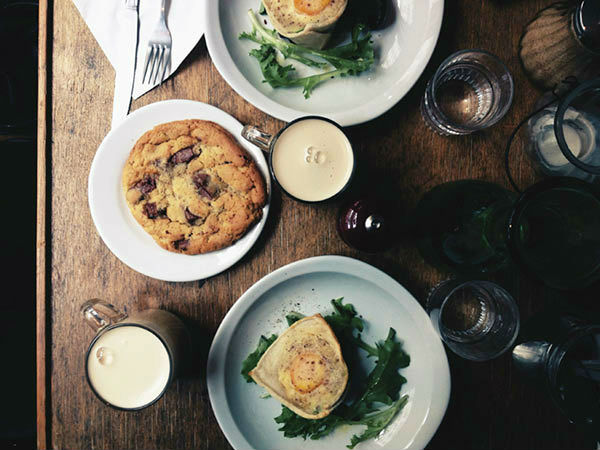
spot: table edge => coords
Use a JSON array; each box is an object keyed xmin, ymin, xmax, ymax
[{"xmin": 36, "ymin": 0, "xmax": 51, "ymax": 448}]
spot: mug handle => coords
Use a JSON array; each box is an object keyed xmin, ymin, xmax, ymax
[
  {"xmin": 81, "ymin": 299, "xmax": 128, "ymax": 333},
  {"xmin": 241, "ymin": 125, "xmax": 273, "ymax": 153}
]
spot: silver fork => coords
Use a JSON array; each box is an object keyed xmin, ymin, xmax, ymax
[{"xmin": 142, "ymin": 0, "xmax": 172, "ymax": 84}]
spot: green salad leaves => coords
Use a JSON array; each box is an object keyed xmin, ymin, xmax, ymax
[
  {"xmin": 240, "ymin": 333, "xmax": 278, "ymax": 383},
  {"xmin": 239, "ymin": 10, "xmax": 374, "ymax": 98},
  {"xmin": 241, "ymin": 298, "xmax": 410, "ymax": 449}
]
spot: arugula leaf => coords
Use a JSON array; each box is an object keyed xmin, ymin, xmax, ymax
[
  {"xmin": 344, "ymin": 328, "xmax": 410, "ymax": 418},
  {"xmin": 347, "ymin": 395, "xmax": 409, "ymax": 449},
  {"xmin": 274, "ymin": 395, "xmax": 409, "ymax": 448},
  {"xmin": 239, "ymin": 9, "xmax": 374, "ymax": 98},
  {"xmin": 324, "ymin": 298, "xmax": 378, "ymax": 358},
  {"xmin": 248, "ymin": 45, "xmax": 297, "ymax": 87},
  {"xmin": 258, "ymin": 1, "xmax": 266, "ymax": 15},
  {"xmin": 244, "ymin": 44, "xmax": 344, "ymax": 99},
  {"xmin": 241, "ymin": 334, "xmax": 278, "ymax": 383},
  {"xmin": 285, "ymin": 311, "xmax": 306, "ymax": 326},
  {"xmin": 275, "ymin": 406, "xmax": 344, "ymax": 440},
  {"xmin": 240, "ymin": 31, "xmax": 327, "ymax": 69},
  {"xmin": 310, "ymin": 23, "xmax": 374, "ymax": 73}
]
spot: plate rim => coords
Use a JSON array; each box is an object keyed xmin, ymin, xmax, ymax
[
  {"xmin": 203, "ymin": 0, "xmax": 445, "ymax": 127},
  {"xmin": 206, "ymin": 255, "xmax": 451, "ymax": 450},
  {"xmin": 87, "ymin": 99, "xmax": 271, "ymax": 282}
]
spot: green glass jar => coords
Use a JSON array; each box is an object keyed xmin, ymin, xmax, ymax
[
  {"xmin": 412, "ymin": 177, "xmax": 600, "ymax": 290},
  {"xmin": 412, "ymin": 180, "xmax": 517, "ymax": 275}
]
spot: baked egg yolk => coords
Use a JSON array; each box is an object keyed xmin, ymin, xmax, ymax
[
  {"xmin": 290, "ymin": 352, "xmax": 327, "ymax": 393},
  {"xmin": 294, "ymin": 0, "xmax": 331, "ymax": 16}
]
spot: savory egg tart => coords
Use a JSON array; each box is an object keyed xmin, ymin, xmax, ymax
[
  {"xmin": 262, "ymin": 0, "xmax": 349, "ymax": 49},
  {"xmin": 249, "ymin": 314, "xmax": 349, "ymax": 419}
]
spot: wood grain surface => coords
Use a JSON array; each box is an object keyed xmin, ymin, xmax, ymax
[
  {"xmin": 38, "ymin": 0, "xmax": 599, "ymax": 449},
  {"xmin": 37, "ymin": 0, "xmax": 50, "ymax": 447}
]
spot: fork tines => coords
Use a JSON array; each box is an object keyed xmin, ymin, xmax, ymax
[{"xmin": 142, "ymin": 44, "xmax": 171, "ymax": 85}]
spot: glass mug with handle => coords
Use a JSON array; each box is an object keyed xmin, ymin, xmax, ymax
[
  {"xmin": 81, "ymin": 299, "xmax": 191, "ymax": 410},
  {"xmin": 513, "ymin": 311, "xmax": 600, "ymax": 438},
  {"xmin": 242, "ymin": 116, "xmax": 356, "ymax": 203},
  {"xmin": 525, "ymin": 78, "xmax": 600, "ymax": 183}
]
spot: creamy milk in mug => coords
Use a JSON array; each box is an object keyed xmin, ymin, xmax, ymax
[
  {"xmin": 242, "ymin": 116, "xmax": 355, "ymax": 202},
  {"xmin": 82, "ymin": 300, "xmax": 190, "ymax": 410}
]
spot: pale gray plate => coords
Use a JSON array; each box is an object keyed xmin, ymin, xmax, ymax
[{"xmin": 207, "ymin": 255, "xmax": 450, "ymax": 450}]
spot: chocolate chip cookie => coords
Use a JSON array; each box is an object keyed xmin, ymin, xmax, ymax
[{"xmin": 122, "ymin": 119, "xmax": 267, "ymax": 254}]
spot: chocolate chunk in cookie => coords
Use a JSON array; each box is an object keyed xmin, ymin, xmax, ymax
[
  {"xmin": 135, "ymin": 174, "xmax": 156, "ymax": 194},
  {"xmin": 169, "ymin": 147, "xmax": 196, "ymax": 165}
]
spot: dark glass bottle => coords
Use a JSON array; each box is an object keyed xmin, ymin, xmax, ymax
[
  {"xmin": 513, "ymin": 309, "xmax": 600, "ymax": 435},
  {"xmin": 412, "ymin": 178, "xmax": 600, "ymax": 290},
  {"xmin": 507, "ymin": 177, "xmax": 600, "ymax": 290},
  {"xmin": 412, "ymin": 180, "xmax": 516, "ymax": 275},
  {"xmin": 337, "ymin": 196, "xmax": 397, "ymax": 253}
]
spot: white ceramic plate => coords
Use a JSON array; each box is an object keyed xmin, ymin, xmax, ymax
[
  {"xmin": 88, "ymin": 100, "xmax": 271, "ymax": 282},
  {"xmin": 204, "ymin": 0, "xmax": 444, "ymax": 127},
  {"xmin": 207, "ymin": 255, "xmax": 450, "ymax": 450}
]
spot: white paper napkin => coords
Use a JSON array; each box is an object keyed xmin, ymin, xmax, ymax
[{"xmin": 73, "ymin": 0, "xmax": 205, "ymax": 126}]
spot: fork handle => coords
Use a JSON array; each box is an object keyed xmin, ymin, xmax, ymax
[{"xmin": 159, "ymin": 0, "xmax": 168, "ymax": 25}]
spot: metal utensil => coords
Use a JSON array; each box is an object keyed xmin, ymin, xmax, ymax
[{"xmin": 142, "ymin": 0, "xmax": 172, "ymax": 84}]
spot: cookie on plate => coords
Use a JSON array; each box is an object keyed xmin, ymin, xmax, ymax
[{"xmin": 122, "ymin": 119, "xmax": 267, "ymax": 255}]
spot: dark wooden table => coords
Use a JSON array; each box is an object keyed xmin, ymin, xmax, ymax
[{"xmin": 36, "ymin": 0, "xmax": 599, "ymax": 449}]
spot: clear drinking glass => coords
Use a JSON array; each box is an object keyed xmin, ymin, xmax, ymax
[
  {"xmin": 421, "ymin": 49, "xmax": 514, "ymax": 136},
  {"xmin": 425, "ymin": 279, "xmax": 520, "ymax": 361}
]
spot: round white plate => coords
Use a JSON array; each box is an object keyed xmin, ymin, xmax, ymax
[
  {"xmin": 88, "ymin": 100, "xmax": 271, "ymax": 282},
  {"xmin": 204, "ymin": 0, "xmax": 444, "ymax": 127},
  {"xmin": 207, "ymin": 255, "xmax": 450, "ymax": 450}
]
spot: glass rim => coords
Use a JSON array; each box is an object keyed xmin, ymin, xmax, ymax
[
  {"xmin": 554, "ymin": 77, "xmax": 600, "ymax": 175},
  {"xmin": 428, "ymin": 48, "xmax": 515, "ymax": 132},
  {"xmin": 433, "ymin": 279, "xmax": 520, "ymax": 361},
  {"xmin": 84, "ymin": 322, "xmax": 175, "ymax": 411}
]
